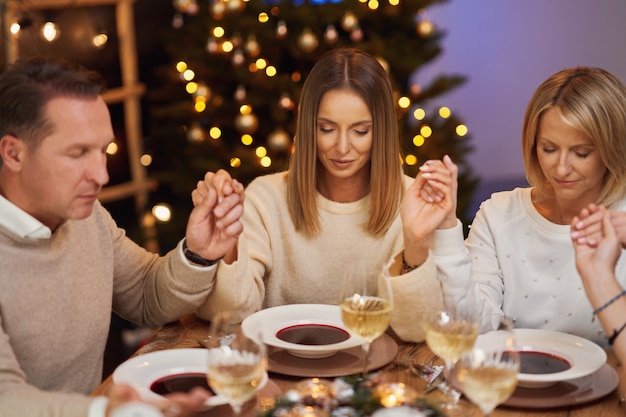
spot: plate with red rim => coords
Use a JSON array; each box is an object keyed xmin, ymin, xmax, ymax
[
  {"xmin": 474, "ymin": 328, "xmax": 606, "ymax": 388},
  {"xmin": 241, "ymin": 304, "xmax": 362, "ymax": 359},
  {"xmin": 504, "ymin": 363, "xmax": 619, "ymax": 408},
  {"xmin": 112, "ymin": 348, "xmax": 269, "ymax": 408}
]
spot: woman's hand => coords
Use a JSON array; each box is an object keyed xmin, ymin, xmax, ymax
[
  {"xmin": 400, "ymin": 155, "xmax": 458, "ymax": 265},
  {"xmin": 186, "ymin": 169, "xmax": 245, "ymax": 262},
  {"xmin": 571, "ymin": 204, "xmax": 626, "ymax": 249},
  {"xmin": 571, "ymin": 206, "xmax": 621, "ymax": 284}
]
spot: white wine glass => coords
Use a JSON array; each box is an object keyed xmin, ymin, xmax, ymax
[
  {"xmin": 454, "ymin": 318, "xmax": 519, "ymax": 416},
  {"xmin": 423, "ymin": 306, "xmax": 480, "ymax": 416},
  {"xmin": 205, "ymin": 311, "xmax": 267, "ymax": 415},
  {"xmin": 339, "ymin": 262, "xmax": 393, "ymax": 377}
]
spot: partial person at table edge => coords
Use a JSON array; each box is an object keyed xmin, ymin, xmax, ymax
[
  {"xmin": 571, "ymin": 205, "xmax": 626, "ymax": 381},
  {"xmin": 194, "ymin": 47, "xmax": 453, "ymax": 342},
  {"xmin": 0, "ymin": 56, "xmax": 244, "ymax": 416}
]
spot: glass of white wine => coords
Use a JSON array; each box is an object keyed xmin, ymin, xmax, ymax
[
  {"xmin": 454, "ymin": 318, "xmax": 519, "ymax": 416},
  {"xmin": 423, "ymin": 306, "xmax": 480, "ymax": 415},
  {"xmin": 205, "ymin": 311, "xmax": 267, "ymax": 415},
  {"xmin": 339, "ymin": 262, "xmax": 393, "ymax": 377}
]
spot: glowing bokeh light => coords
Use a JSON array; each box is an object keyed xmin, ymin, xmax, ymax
[
  {"xmin": 439, "ymin": 107, "xmax": 451, "ymax": 118},
  {"xmin": 152, "ymin": 204, "xmax": 172, "ymax": 222}
]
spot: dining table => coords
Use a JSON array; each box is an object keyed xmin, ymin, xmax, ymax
[{"xmin": 92, "ymin": 314, "xmax": 626, "ymax": 417}]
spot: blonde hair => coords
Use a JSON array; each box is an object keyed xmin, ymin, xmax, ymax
[
  {"xmin": 287, "ymin": 48, "xmax": 403, "ymax": 237},
  {"xmin": 522, "ymin": 67, "xmax": 626, "ymax": 207}
]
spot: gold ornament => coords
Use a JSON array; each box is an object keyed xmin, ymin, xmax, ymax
[
  {"xmin": 276, "ymin": 20, "xmax": 288, "ymax": 39},
  {"xmin": 187, "ymin": 122, "xmax": 205, "ymax": 142},
  {"xmin": 267, "ymin": 128, "xmax": 292, "ymax": 152},
  {"xmin": 278, "ymin": 93, "xmax": 294, "ymax": 110},
  {"xmin": 324, "ymin": 25, "xmax": 338, "ymax": 44},
  {"xmin": 225, "ymin": 0, "xmax": 246, "ymax": 13},
  {"xmin": 375, "ymin": 56, "xmax": 389, "ymax": 73},
  {"xmin": 174, "ymin": 0, "xmax": 198, "ymax": 14},
  {"xmin": 234, "ymin": 113, "xmax": 259, "ymax": 134},
  {"xmin": 341, "ymin": 11, "xmax": 358, "ymax": 31},
  {"xmin": 298, "ymin": 28, "xmax": 319, "ymax": 53},
  {"xmin": 232, "ymin": 49, "xmax": 245, "ymax": 66},
  {"xmin": 417, "ymin": 19, "xmax": 435, "ymax": 37},
  {"xmin": 350, "ymin": 26, "xmax": 363, "ymax": 43},
  {"xmin": 210, "ymin": 0, "xmax": 225, "ymax": 19},
  {"xmin": 245, "ymin": 35, "xmax": 261, "ymax": 57},
  {"xmin": 234, "ymin": 85, "xmax": 246, "ymax": 102}
]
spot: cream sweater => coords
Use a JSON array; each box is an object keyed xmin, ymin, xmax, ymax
[
  {"xmin": 197, "ymin": 172, "xmax": 444, "ymax": 342},
  {"xmin": 0, "ymin": 201, "xmax": 216, "ymax": 416}
]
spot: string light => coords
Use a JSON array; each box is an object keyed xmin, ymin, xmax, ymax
[
  {"xmin": 41, "ymin": 20, "xmax": 59, "ymax": 42},
  {"xmin": 106, "ymin": 142, "xmax": 118, "ymax": 155},
  {"xmin": 92, "ymin": 33, "xmax": 108, "ymax": 48},
  {"xmin": 140, "ymin": 154, "xmax": 153, "ymax": 167},
  {"xmin": 152, "ymin": 204, "xmax": 172, "ymax": 222},
  {"xmin": 438, "ymin": 106, "xmax": 451, "ymax": 118}
]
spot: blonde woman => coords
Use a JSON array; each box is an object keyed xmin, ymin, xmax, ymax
[{"xmin": 432, "ymin": 67, "xmax": 626, "ymax": 346}]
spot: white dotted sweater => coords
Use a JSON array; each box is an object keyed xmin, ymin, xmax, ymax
[{"xmin": 432, "ymin": 187, "xmax": 626, "ymax": 347}]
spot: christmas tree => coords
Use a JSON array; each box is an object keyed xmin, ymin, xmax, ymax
[{"xmin": 146, "ymin": 0, "xmax": 478, "ymax": 249}]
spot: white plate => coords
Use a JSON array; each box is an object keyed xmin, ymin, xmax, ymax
[
  {"xmin": 112, "ymin": 348, "xmax": 268, "ymax": 408},
  {"xmin": 504, "ymin": 363, "xmax": 619, "ymax": 408},
  {"xmin": 241, "ymin": 304, "xmax": 362, "ymax": 359},
  {"xmin": 474, "ymin": 328, "xmax": 606, "ymax": 388}
]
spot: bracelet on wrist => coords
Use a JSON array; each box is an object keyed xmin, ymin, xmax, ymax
[
  {"xmin": 609, "ymin": 320, "xmax": 626, "ymax": 345},
  {"xmin": 182, "ymin": 240, "xmax": 222, "ymax": 267},
  {"xmin": 592, "ymin": 288, "xmax": 626, "ymax": 322},
  {"xmin": 401, "ymin": 250, "xmax": 423, "ymax": 274}
]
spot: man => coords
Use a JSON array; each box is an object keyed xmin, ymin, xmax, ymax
[{"xmin": 0, "ymin": 57, "xmax": 244, "ymax": 416}]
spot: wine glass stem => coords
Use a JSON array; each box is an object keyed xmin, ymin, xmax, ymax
[
  {"xmin": 443, "ymin": 361, "xmax": 462, "ymax": 404},
  {"xmin": 361, "ymin": 342, "xmax": 371, "ymax": 378},
  {"xmin": 231, "ymin": 403, "xmax": 243, "ymax": 415}
]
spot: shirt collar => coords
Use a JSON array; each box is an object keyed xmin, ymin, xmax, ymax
[{"xmin": 0, "ymin": 194, "xmax": 52, "ymax": 239}]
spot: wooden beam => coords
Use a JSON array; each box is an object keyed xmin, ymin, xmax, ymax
[
  {"xmin": 6, "ymin": 0, "xmax": 134, "ymax": 9},
  {"xmin": 98, "ymin": 178, "xmax": 158, "ymax": 204},
  {"xmin": 102, "ymin": 83, "xmax": 145, "ymax": 104}
]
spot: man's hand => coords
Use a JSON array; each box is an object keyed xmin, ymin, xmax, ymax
[
  {"xmin": 185, "ymin": 169, "xmax": 245, "ymax": 262},
  {"xmin": 107, "ymin": 383, "xmax": 211, "ymax": 417}
]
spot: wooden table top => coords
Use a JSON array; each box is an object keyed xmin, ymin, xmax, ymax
[{"xmin": 93, "ymin": 314, "xmax": 626, "ymax": 417}]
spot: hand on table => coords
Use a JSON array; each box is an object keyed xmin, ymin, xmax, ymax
[{"xmin": 107, "ymin": 383, "xmax": 211, "ymax": 417}]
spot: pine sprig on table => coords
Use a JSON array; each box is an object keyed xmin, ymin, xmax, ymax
[{"xmin": 260, "ymin": 374, "xmax": 444, "ymax": 417}]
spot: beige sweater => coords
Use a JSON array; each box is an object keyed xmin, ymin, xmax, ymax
[
  {"xmin": 197, "ymin": 172, "xmax": 443, "ymax": 342},
  {"xmin": 0, "ymin": 202, "xmax": 216, "ymax": 416}
]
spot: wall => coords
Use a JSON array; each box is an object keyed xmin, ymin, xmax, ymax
[{"xmin": 420, "ymin": 0, "xmax": 626, "ymax": 215}]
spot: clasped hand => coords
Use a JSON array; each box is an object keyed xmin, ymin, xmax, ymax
[{"xmin": 185, "ymin": 169, "xmax": 245, "ymax": 262}]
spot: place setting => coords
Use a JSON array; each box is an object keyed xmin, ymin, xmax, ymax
[
  {"xmin": 241, "ymin": 263, "xmax": 399, "ymax": 378},
  {"xmin": 483, "ymin": 328, "xmax": 619, "ymax": 408},
  {"xmin": 112, "ymin": 311, "xmax": 281, "ymax": 416},
  {"xmin": 109, "ymin": 280, "xmax": 620, "ymax": 417},
  {"xmin": 110, "ymin": 265, "xmax": 402, "ymax": 415},
  {"xmin": 418, "ymin": 305, "xmax": 619, "ymax": 415}
]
